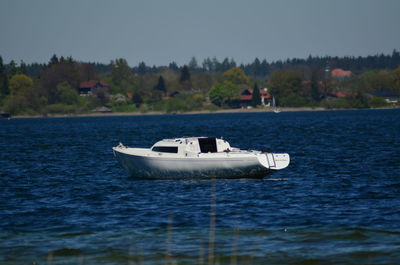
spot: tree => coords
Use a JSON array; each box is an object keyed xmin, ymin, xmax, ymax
[
  {"xmin": 111, "ymin": 58, "xmax": 137, "ymax": 94},
  {"xmin": 49, "ymin": 54, "xmax": 59, "ymax": 66},
  {"xmin": 222, "ymin": 67, "xmax": 251, "ymax": 86},
  {"xmin": 209, "ymin": 81, "xmax": 239, "ymax": 106},
  {"xmin": 5, "ymin": 74, "xmax": 38, "ymax": 114},
  {"xmin": 112, "ymin": 58, "xmax": 133, "ymax": 86},
  {"xmin": 154, "ymin": 76, "xmax": 166, "ymax": 94},
  {"xmin": 8, "ymin": 60, "xmax": 18, "ymax": 77},
  {"xmin": 19, "ymin": 60, "xmax": 27, "ymax": 75},
  {"xmin": 40, "ymin": 59, "xmax": 82, "ymax": 103},
  {"xmin": 251, "ymin": 83, "xmax": 261, "ymax": 107},
  {"xmin": 169, "ymin": 62, "xmax": 179, "ymax": 71},
  {"xmin": 132, "ymin": 93, "xmax": 143, "ymax": 107},
  {"xmin": 180, "ymin": 65, "xmax": 191, "ymax": 83},
  {"xmin": 82, "ymin": 63, "xmax": 97, "ymax": 81},
  {"xmin": 9, "ymin": 74, "xmax": 34, "ymax": 95},
  {"xmin": 0, "ymin": 56, "xmax": 9, "ymax": 97},
  {"xmin": 57, "ymin": 82, "xmax": 79, "ymax": 105},
  {"xmin": 188, "ymin": 57, "xmax": 199, "ymax": 72},
  {"xmin": 310, "ymin": 68, "xmax": 321, "ymax": 101},
  {"xmin": 136, "ymin": 62, "xmax": 147, "ymax": 75},
  {"xmin": 268, "ymin": 70, "xmax": 305, "ymax": 106}
]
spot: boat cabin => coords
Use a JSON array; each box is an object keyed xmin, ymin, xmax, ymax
[{"xmin": 150, "ymin": 137, "xmax": 231, "ymax": 155}]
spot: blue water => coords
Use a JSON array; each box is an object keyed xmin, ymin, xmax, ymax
[{"xmin": 1, "ymin": 109, "xmax": 400, "ymax": 264}]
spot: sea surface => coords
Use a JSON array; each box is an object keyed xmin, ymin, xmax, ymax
[{"xmin": 1, "ymin": 109, "xmax": 400, "ymax": 264}]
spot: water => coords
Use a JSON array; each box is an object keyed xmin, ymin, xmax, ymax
[{"xmin": 1, "ymin": 109, "xmax": 400, "ymax": 264}]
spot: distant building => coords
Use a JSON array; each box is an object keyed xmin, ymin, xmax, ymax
[
  {"xmin": 92, "ymin": 106, "xmax": 112, "ymax": 113},
  {"xmin": 331, "ymin": 68, "xmax": 352, "ymax": 79},
  {"xmin": 79, "ymin": 80, "xmax": 109, "ymax": 95},
  {"xmin": 325, "ymin": 91, "xmax": 357, "ymax": 99},
  {"xmin": 0, "ymin": 111, "xmax": 11, "ymax": 118},
  {"xmin": 226, "ymin": 88, "xmax": 272, "ymax": 108},
  {"xmin": 369, "ymin": 90, "xmax": 400, "ymax": 103}
]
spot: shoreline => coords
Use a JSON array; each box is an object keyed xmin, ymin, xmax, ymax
[{"xmin": 9, "ymin": 106, "xmax": 400, "ymax": 119}]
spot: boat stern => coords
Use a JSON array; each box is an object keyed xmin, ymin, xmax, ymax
[{"xmin": 257, "ymin": 153, "xmax": 290, "ymax": 170}]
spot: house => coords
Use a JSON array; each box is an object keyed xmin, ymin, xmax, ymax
[
  {"xmin": 79, "ymin": 80, "xmax": 109, "ymax": 95},
  {"xmin": 325, "ymin": 91, "xmax": 358, "ymax": 100},
  {"xmin": 369, "ymin": 90, "xmax": 400, "ymax": 103},
  {"xmin": 240, "ymin": 88, "xmax": 272, "ymax": 107},
  {"xmin": 92, "ymin": 106, "xmax": 112, "ymax": 113},
  {"xmin": 331, "ymin": 68, "xmax": 352, "ymax": 79},
  {"xmin": 0, "ymin": 111, "xmax": 11, "ymax": 118},
  {"xmin": 226, "ymin": 88, "xmax": 272, "ymax": 108}
]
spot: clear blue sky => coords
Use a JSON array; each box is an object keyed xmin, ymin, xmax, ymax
[{"xmin": 1, "ymin": 0, "xmax": 399, "ymax": 66}]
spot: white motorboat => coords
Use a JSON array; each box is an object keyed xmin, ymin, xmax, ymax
[{"xmin": 112, "ymin": 137, "xmax": 290, "ymax": 179}]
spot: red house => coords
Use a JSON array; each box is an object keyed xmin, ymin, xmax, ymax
[
  {"xmin": 240, "ymin": 88, "xmax": 272, "ymax": 106},
  {"xmin": 79, "ymin": 80, "xmax": 109, "ymax": 95},
  {"xmin": 331, "ymin": 68, "xmax": 352, "ymax": 78}
]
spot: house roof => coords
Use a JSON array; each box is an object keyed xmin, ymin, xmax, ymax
[
  {"xmin": 331, "ymin": 68, "xmax": 352, "ymax": 77},
  {"xmin": 240, "ymin": 88, "xmax": 272, "ymax": 100},
  {"xmin": 80, "ymin": 80, "xmax": 109, "ymax": 89},
  {"xmin": 328, "ymin": 91, "xmax": 357, "ymax": 98}
]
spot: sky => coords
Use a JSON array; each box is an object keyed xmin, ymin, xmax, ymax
[{"xmin": 1, "ymin": 0, "xmax": 399, "ymax": 66}]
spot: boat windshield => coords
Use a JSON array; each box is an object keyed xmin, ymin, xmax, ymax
[
  {"xmin": 152, "ymin": 146, "xmax": 178, "ymax": 153},
  {"xmin": 198, "ymin": 138, "xmax": 218, "ymax": 153}
]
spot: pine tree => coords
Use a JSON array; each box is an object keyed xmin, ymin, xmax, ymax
[
  {"xmin": 310, "ymin": 68, "xmax": 320, "ymax": 102},
  {"xmin": 132, "ymin": 93, "xmax": 143, "ymax": 107},
  {"xmin": 251, "ymin": 83, "xmax": 261, "ymax": 107},
  {"xmin": 137, "ymin": 62, "xmax": 147, "ymax": 75},
  {"xmin": 154, "ymin": 76, "xmax": 166, "ymax": 94},
  {"xmin": 8, "ymin": 60, "xmax": 18, "ymax": 77},
  {"xmin": 49, "ymin": 54, "xmax": 59, "ymax": 66},
  {"xmin": 169, "ymin": 62, "xmax": 179, "ymax": 71},
  {"xmin": 180, "ymin": 65, "xmax": 190, "ymax": 83},
  {"xmin": 188, "ymin": 57, "xmax": 198, "ymax": 72},
  {"xmin": 0, "ymin": 56, "xmax": 9, "ymax": 96},
  {"xmin": 19, "ymin": 60, "xmax": 27, "ymax": 75}
]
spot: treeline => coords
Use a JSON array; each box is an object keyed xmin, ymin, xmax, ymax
[
  {"xmin": 1, "ymin": 51, "xmax": 400, "ymax": 115},
  {"xmin": 15, "ymin": 49, "xmax": 400, "ymax": 78}
]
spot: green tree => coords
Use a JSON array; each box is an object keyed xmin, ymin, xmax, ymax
[
  {"xmin": 8, "ymin": 60, "xmax": 18, "ymax": 77},
  {"xmin": 222, "ymin": 67, "xmax": 251, "ymax": 86},
  {"xmin": 40, "ymin": 58, "xmax": 82, "ymax": 103},
  {"xmin": 188, "ymin": 57, "xmax": 199, "ymax": 72},
  {"xmin": 251, "ymin": 83, "xmax": 261, "ymax": 107},
  {"xmin": 268, "ymin": 70, "xmax": 304, "ymax": 106},
  {"xmin": 136, "ymin": 62, "xmax": 147, "ymax": 75},
  {"xmin": 57, "ymin": 82, "xmax": 79, "ymax": 105},
  {"xmin": 112, "ymin": 58, "xmax": 133, "ymax": 86},
  {"xmin": 132, "ymin": 93, "xmax": 143, "ymax": 107},
  {"xmin": 111, "ymin": 58, "xmax": 137, "ymax": 94},
  {"xmin": 180, "ymin": 65, "xmax": 191, "ymax": 83},
  {"xmin": 209, "ymin": 81, "xmax": 239, "ymax": 106},
  {"xmin": 0, "ymin": 56, "xmax": 9, "ymax": 97},
  {"xmin": 9, "ymin": 74, "xmax": 34, "ymax": 95},
  {"xmin": 154, "ymin": 76, "xmax": 166, "ymax": 94},
  {"xmin": 310, "ymin": 68, "xmax": 321, "ymax": 102},
  {"xmin": 169, "ymin": 62, "xmax": 179, "ymax": 71},
  {"xmin": 19, "ymin": 60, "xmax": 27, "ymax": 75},
  {"xmin": 5, "ymin": 74, "xmax": 38, "ymax": 114},
  {"xmin": 49, "ymin": 54, "xmax": 59, "ymax": 66}
]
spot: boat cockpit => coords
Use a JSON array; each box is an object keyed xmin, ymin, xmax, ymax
[{"xmin": 150, "ymin": 137, "xmax": 232, "ymax": 155}]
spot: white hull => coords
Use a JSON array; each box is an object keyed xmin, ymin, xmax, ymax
[{"xmin": 113, "ymin": 146, "xmax": 289, "ymax": 179}]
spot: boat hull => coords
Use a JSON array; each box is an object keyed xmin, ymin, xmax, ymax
[{"xmin": 113, "ymin": 148, "xmax": 272, "ymax": 179}]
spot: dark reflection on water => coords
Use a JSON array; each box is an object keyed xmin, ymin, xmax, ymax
[{"xmin": 1, "ymin": 109, "xmax": 400, "ymax": 264}]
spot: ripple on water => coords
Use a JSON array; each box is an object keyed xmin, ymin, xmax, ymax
[{"xmin": 0, "ymin": 110, "xmax": 399, "ymax": 264}]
